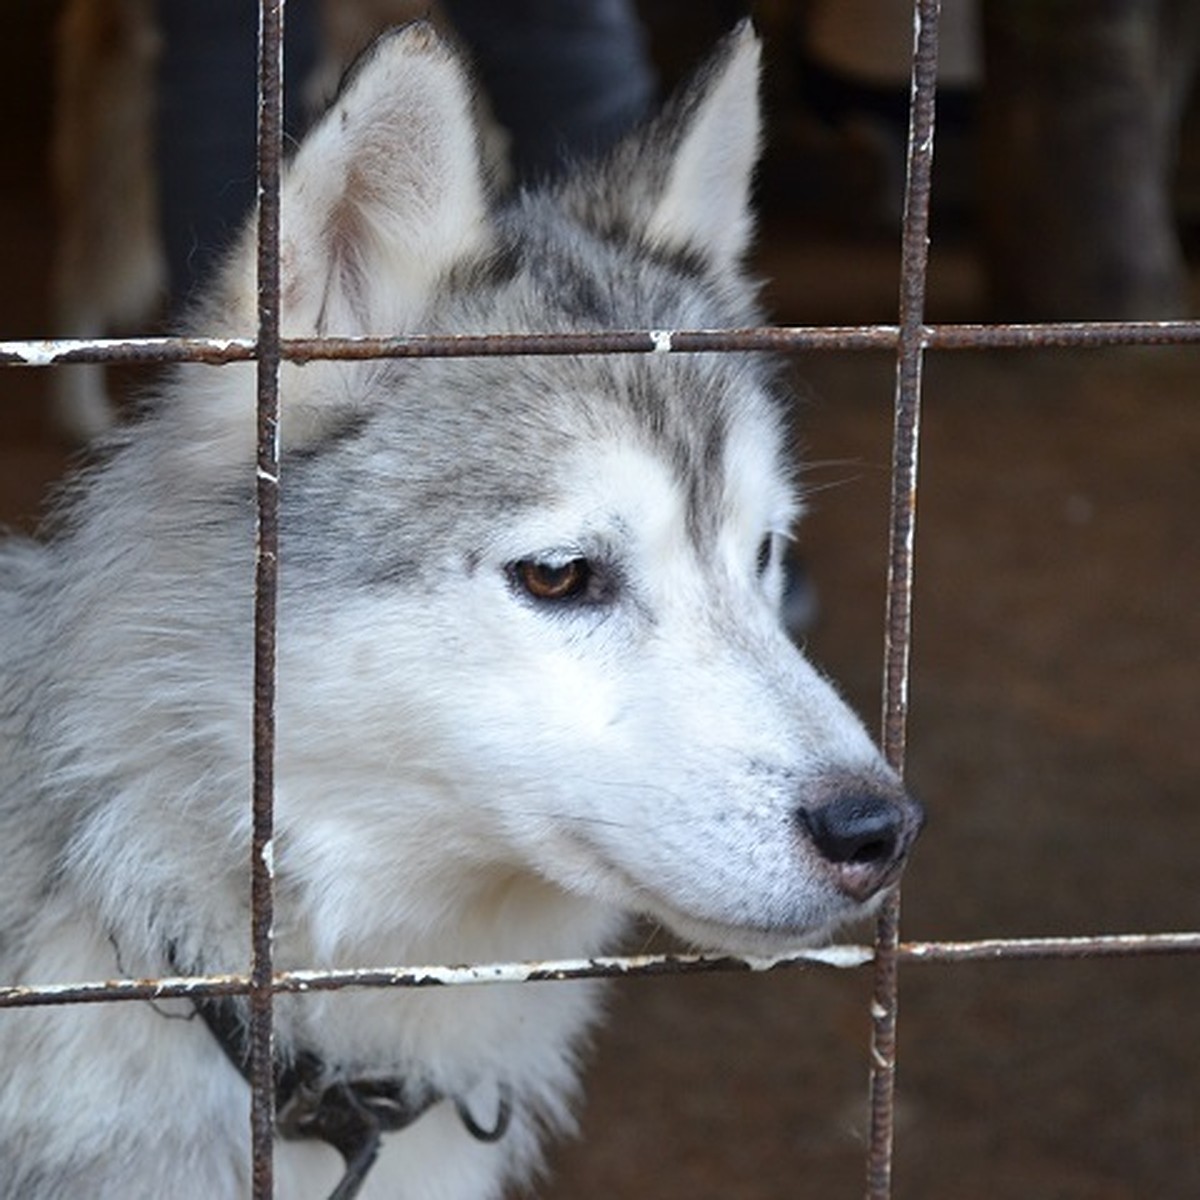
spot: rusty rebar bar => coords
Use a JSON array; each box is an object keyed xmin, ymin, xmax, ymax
[
  {"xmin": 4, "ymin": 932, "xmax": 1198, "ymax": 1012},
  {"xmin": 250, "ymin": 2, "xmax": 284, "ymax": 1195},
  {"xmin": 867, "ymin": 3, "xmax": 943, "ymax": 1198},
  {"xmin": 6, "ymin": 319, "xmax": 1200, "ymax": 371}
]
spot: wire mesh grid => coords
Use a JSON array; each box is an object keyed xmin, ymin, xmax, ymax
[{"xmin": 3, "ymin": 1, "xmax": 1200, "ymax": 1196}]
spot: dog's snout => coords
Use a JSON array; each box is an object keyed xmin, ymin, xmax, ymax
[{"xmin": 798, "ymin": 789, "xmax": 923, "ymax": 901}]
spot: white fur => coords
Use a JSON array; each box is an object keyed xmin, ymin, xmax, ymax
[{"xmin": 645, "ymin": 24, "xmax": 762, "ymax": 271}]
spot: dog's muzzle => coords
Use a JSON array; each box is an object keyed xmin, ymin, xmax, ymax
[{"xmin": 796, "ymin": 786, "xmax": 924, "ymax": 902}]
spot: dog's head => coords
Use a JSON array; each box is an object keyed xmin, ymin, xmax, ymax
[{"xmin": 180, "ymin": 22, "xmax": 921, "ymax": 956}]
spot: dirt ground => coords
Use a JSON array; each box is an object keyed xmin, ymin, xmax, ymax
[{"xmin": 1, "ymin": 4, "xmax": 1197, "ymax": 1198}]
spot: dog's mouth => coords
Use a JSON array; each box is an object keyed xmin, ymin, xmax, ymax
[
  {"xmin": 540, "ymin": 780, "xmax": 921, "ymax": 957},
  {"xmin": 638, "ymin": 883, "xmax": 898, "ymax": 958},
  {"xmin": 578, "ymin": 848, "xmax": 900, "ymax": 958}
]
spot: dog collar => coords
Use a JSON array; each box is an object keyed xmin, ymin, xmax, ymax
[{"xmin": 188, "ymin": 991, "xmax": 512, "ymax": 1200}]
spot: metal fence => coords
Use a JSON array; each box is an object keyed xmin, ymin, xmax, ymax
[{"xmin": 2, "ymin": 1, "xmax": 1200, "ymax": 1197}]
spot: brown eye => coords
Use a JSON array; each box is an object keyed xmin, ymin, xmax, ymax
[{"xmin": 513, "ymin": 558, "xmax": 591, "ymax": 602}]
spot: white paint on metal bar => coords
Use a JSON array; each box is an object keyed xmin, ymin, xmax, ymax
[{"xmin": 5, "ymin": 932, "xmax": 1199, "ymax": 1010}]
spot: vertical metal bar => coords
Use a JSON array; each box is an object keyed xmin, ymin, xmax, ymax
[
  {"xmin": 251, "ymin": 1, "xmax": 285, "ymax": 1196},
  {"xmin": 866, "ymin": 2, "xmax": 941, "ymax": 1198}
]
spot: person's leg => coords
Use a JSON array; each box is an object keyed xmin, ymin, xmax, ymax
[
  {"xmin": 155, "ymin": 0, "xmax": 318, "ymax": 308},
  {"xmin": 440, "ymin": 0, "xmax": 656, "ymax": 181}
]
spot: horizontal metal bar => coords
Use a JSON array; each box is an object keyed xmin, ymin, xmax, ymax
[
  {"xmin": 0, "ymin": 336, "xmax": 257, "ymax": 366},
  {"xmin": 0, "ymin": 946, "xmax": 872, "ymax": 1008},
  {"xmin": 4, "ymin": 319, "xmax": 1200, "ymax": 370},
  {"xmin": 3, "ymin": 932, "xmax": 1196, "ymax": 1010},
  {"xmin": 898, "ymin": 931, "xmax": 1200, "ymax": 964},
  {"xmin": 925, "ymin": 320, "xmax": 1200, "ymax": 349}
]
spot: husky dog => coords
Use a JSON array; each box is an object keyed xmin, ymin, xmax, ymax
[{"xmin": 0, "ymin": 23, "xmax": 922, "ymax": 1199}]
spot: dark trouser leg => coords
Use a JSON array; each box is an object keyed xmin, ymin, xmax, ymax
[
  {"xmin": 439, "ymin": 0, "xmax": 656, "ymax": 182},
  {"xmin": 155, "ymin": 0, "xmax": 318, "ymax": 310}
]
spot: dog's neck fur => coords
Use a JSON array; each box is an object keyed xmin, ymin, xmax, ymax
[
  {"xmin": 186, "ymin": 984, "xmax": 513, "ymax": 1198},
  {"xmin": 146, "ymin": 865, "xmax": 625, "ymax": 1143}
]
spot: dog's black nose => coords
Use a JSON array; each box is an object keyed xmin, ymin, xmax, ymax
[
  {"xmin": 798, "ymin": 790, "xmax": 923, "ymax": 900},
  {"xmin": 802, "ymin": 792, "xmax": 902, "ymax": 864}
]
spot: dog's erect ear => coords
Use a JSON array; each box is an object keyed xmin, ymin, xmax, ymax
[
  {"xmin": 565, "ymin": 21, "xmax": 762, "ymax": 275},
  {"xmin": 223, "ymin": 23, "xmax": 489, "ymax": 336},
  {"xmin": 643, "ymin": 21, "xmax": 762, "ymax": 270}
]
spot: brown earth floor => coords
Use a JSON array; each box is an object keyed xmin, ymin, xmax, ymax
[{"xmin": 2, "ymin": 4, "xmax": 1198, "ymax": 1198}]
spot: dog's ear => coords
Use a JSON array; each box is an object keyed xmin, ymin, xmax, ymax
[
  {"xmin": 565, "ymin": 21, "xmax": 762, "ymax": 276},
  {"xmin": 220, "ymin": 22, "xmax": 490, "ymax": 336},
  {"xmin": 643, "ymin": 21, "xmax": 762, "ymax": 271}
]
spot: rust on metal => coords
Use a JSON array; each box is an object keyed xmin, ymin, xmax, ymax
[
  {"xmin": 0, "ymin": 335, "xmax": 256, "ymax": 367},
  {"xmin": 867, "ymin": 2, "xmax": 943, "ymax": 1198},
  {"xmin": 897, "ymin": 931, "xmax": 1200, "ymax": 963},
  {"xmin": 5, "ymin": 319, "xmax": 1200, "ymax": 373},
  {"xmin": 249, "ymin": 1, "xmax": 285, "ymax": 1196},
  {"xmin": 6, "ymin": 932, "xmax": 1197, "ymax": 1013}
]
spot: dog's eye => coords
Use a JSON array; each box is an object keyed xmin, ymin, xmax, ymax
[
  {"xmin": 755, "ymin": 534, "xmax": 775, "ymax": 578},
  {"xmin": 512, "ymin": 557, "xmax": 592, "ymax": 602}
]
